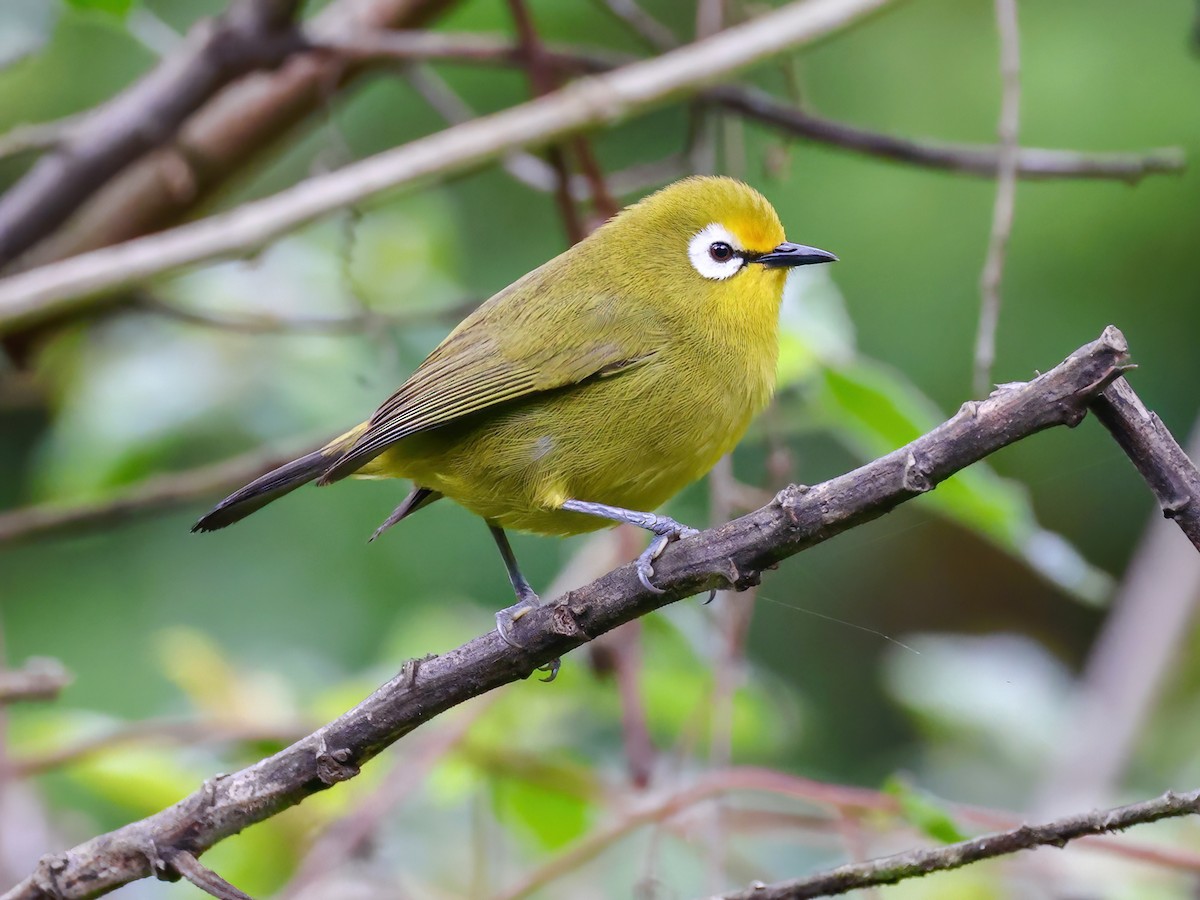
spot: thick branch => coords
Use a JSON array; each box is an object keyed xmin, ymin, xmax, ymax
[
  {"xmin": 0, "ymin": 0, "xmax": 899, "ymax": 335},
  {"xmin": 720, "ymin": 788, "xmax": 1200, "ymax": 899},
  {"xmin": 0, "ymin": 0, "xmax": 307, "ymax": 269},
  {"xmin": 1090, "ymin": 377, "xmax": 1200, "ymax": 550},
  {"xmin": 14, "ymin": 0, "xmax": 458, "ymax": 271},
  {"xmin": 0, "ymin": 327, "xmax": 1137, "ymax": 899}
]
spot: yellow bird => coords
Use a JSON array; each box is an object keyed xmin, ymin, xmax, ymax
[{"xmin": 195, "ymin": 176, "xmax": 835, "ymax": 656}]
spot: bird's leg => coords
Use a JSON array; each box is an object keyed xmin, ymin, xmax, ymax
[
  {"xmin": 489, "ymin": 523, "xmax": 559, "ymax": 682},
  {"xmin": 560, "ymin": 500, "xmax": 699, "ymax": 595}
]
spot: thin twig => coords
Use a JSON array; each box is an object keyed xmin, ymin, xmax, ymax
[
  {"xmin": 506, "ymin": 0, "xmax": 585, "ymax": 244},
  {"xmin": 0, "ymin": 659, "xmax": 71, "ymax": 705},
  {"xmin": 496, "ymin": 762, "xmax": 1200, "ymax": 900},
  {"xmin": 6, "ymin": 719, "xmax": 308, "ymax": 779},
  {"xmin": 597, "ymin": 0, "xmax": 679, "ymax": 51},
  {"xmin": 0, "ymin": 439, "xmax": 325, "ymax": 546},
  {"xmin": 407, "ymin": 62, "xmax": 680, "ymax": 202},
  {"xmin": 1090, "ymin": 377, "xmax": 1200, "ymax": 551},
  {"xmin": 280, "ymin": 699, "xmax": 497, "ymax": 896},
  {"xmin": 719, "ymin": 788, "xmax": 1200, "ymax": 900},
  {"xmin": 135, "ymin": 291, "xmax": 474, "ymax": 335},
  {"xmin": 0, "ymin": 0, "xmax": 901, "ymax": 334},
  {"xmin": 972, "ymin": 0, "xmax": 1021, "ymax": 395},
  {"xmin": 167, "ymin": 851, "xmax": 254, "ymax": 900},
  {"xmin": 706, "ymin": 85, "xmax": 1181, "ymax": 182},
  {"xmin": 0, "ymin": 327, "xmax": 1146, "ymax": 900},
  {"xmin": 0, "ymin": 115, "xmax": 84, "ymax": 162}
]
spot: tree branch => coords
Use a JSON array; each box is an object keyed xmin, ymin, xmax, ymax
[
  {"xmin": 12, "ymin": 0, "xmax": 460, "ymax": 274},
  {"xmin": 1090, "ymin": 377, "xmax": 1200, "ymax": 551},
  {"xmin": 0, "ymin": 0, "xmax": 308, "ymax": 270},
  {"xmin": 0, "ymin": 326, "xmax": 1152, "ymax": 899},
  {"xmin": 972, "ymin": 0, "xmax": 1022, "ymax": 395},
  {"xmin": 0, "ymin": 440, "xmax": 322, "ymax": 546},
  {"xmin": 319, "ymin": 31, "xmax": 1184, "ymax": 185},
  {"xmin": 164, "ymin": 852, "xmax": 253, "ymax": 900},
  {"xmin": 0, "ymin": 0, "xmax": 899, "ymax": 335},
  {"xmin": 0, "ymin": 658, "xmax": 71, "ymax": 705},
  {"xmin": 707, "ymin": 85, "xmax": 1183, "ymax": 182},
  {"xmin": 719, "ymin": 787, "xmax": 1200, "ymax": 899}
]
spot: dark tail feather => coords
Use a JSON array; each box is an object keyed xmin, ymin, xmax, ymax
[
  {"xmin": 369, "ymin": 487, "xmax": 442, "ymax": 542},
  {"xmin": 192, "ymin": 449, "xmax": 331, "ymax": 533}
]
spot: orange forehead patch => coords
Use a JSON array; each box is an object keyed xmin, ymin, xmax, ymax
[{"xmin": 723, "ymin": 212, "xmax": 785, "ymax": 254}]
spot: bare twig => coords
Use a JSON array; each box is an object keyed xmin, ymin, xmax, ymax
[
  {"xmin": 321, "ymin": 27, "xmax": 629, "ymax": 72},
  {"xmin": 719, "ymin": 787, "xmax": 1200, "ymax": 900},
  {"xmin": 0, "ymin": 0, "xmax": 309, "ymax": 269},
  {"xmin": 1090, "ymin": 378, "xmax": 1200, "ymax": 551},
  {"xmin": 0, "ymin": 439, "xmax": 323, "ymax": 546},
  {"xmin": 496, "ymin": 761, "xmax": 1200, "ymax": 900},
  {"xmin": 407, "ymin": 63, "xmax": 679, "ymax": 202},
  {"xmin": 707, "ymin": 85, "xmax": 1182, "ymax": 182},
  {"xmin": 280, "ymin": 699, "xmax": 496, "ymax": 896},
  {"xmin": 167, "ymin": 851, "xmax": 254, "ymax": 900},
  {"xmin": 506, "ymin": 0, "xmax": 586, "ymax": 244},
  {"xmin": 598, "ymin": 0, "xmax": 679, "ymax": 51},
  {"xmin": 0, "ymin": 659, "xmax": 71, "ymax": 705},
  {"xmin": 0, "ymin": 327, "xmax": 1148, "ymax": 900},
  {"xmin": 7, "ymin": 719, "xmax": 307, "ymax": 780},
  {"xmin": 134, "ymin": 291, "xmax": 474, "ymax": 334},
  {"xmin": 0, "ymin": 116, "xmax": 84, "ymax": 162},
  {"xmin": 0, "ymin": 0, "xmax": 900, "ymax": 334},
  {"xmin": 972, "ymin": 0, "xmax": 1021, "ymax": 395}
]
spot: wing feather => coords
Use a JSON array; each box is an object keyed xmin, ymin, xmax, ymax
[{"xmin": 318, "ymin": 269, "xmax": 666, "ymax": 484}]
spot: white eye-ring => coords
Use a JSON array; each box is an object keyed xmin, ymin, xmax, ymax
[{"xmin": 688, "ymin": 223, "xmax": 745, "ymax": 281}]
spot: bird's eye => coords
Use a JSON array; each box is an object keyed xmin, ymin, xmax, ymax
[
  {"xmin": 688, "ymin": 224, "xmax": 745, "ymax": 281},
  {"xmin": 709, "ymin": 242, "xmax": 734, "ymax": 263}
]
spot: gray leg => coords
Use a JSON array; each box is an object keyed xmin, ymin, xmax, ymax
[
  {"xmin": 489, "ymin": 523, "xmax": 559, "ymax": 683},
  {"xmin": 560, "ymin": 499, "xmax": 698, "ymax": 595}
]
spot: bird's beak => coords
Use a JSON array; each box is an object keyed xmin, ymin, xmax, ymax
[{"xmin": 756, "ymin": 242, "xmax": 838, "ymax": 268}]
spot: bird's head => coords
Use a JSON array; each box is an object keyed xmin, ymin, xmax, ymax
[{"xmin": 596, "ymin": 176, "xmax": 836, "ymax": 307}]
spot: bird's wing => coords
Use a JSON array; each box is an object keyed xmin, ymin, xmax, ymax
[{"xmin": 319, "ymin": 284, "xmax": 665, "ymax": 484}]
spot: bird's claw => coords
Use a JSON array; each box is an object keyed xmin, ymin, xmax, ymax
[
  {"xmin": 496, "ymin": 595, "xmax": 562, "ymax": 683},
  {"xmin": 635, "ymin": 518, "xmax": 698, "ymax": 594},
  {"xmin": 495, "ymin": 594, "xmax": 540, "ymax": 649}
]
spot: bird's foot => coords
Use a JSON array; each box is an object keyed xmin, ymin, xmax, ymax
[
  {"xmin": 494, "ymin": 592, "xmax": 560, "ymax": 683},
  {"xmin": 495, "ymin": 593, "xmax": 540, "ymax": 648},
  {"xmin": 635, "ymin": 515, "xmax": 699, "ymax": 595}
]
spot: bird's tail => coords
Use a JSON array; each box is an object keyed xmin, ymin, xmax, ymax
[{"xmin": 191, "ymin": 426, "xmax": 365, "ymax": 533}]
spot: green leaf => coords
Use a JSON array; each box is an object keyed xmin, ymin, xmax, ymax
[
  {"xmin": 490, "ymin": 774, "xmax": 592, "ymax": 850},
  {"xmin": 813, "ymin": 360, "xmax": 1111, "ymax": 606},
  {"xmin": 774, "ymin": 269, "xmax": 1111, "ymax": 606},
  {"xmin": 883, "ymin": 775, "xmax": 968, "ymax": 844}
]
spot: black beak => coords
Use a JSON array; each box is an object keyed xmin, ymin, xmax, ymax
[{"xmin": 755, "ymin": 242, "xmax": 838, "ymax": 268}]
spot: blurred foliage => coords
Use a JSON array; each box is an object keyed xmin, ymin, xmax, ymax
[{"xmin": 2, "ymin": 0, "xmax": 1200, "ymax": 897}]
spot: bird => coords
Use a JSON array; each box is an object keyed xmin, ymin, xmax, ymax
[{"xmin": 193, "ymin": 176, "xmax": 836, "ymax": 670}]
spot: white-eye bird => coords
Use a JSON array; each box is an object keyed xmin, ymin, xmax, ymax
[{"xmin": 194, "ymin": 176, "xmax": 836, "ymax": 669}]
